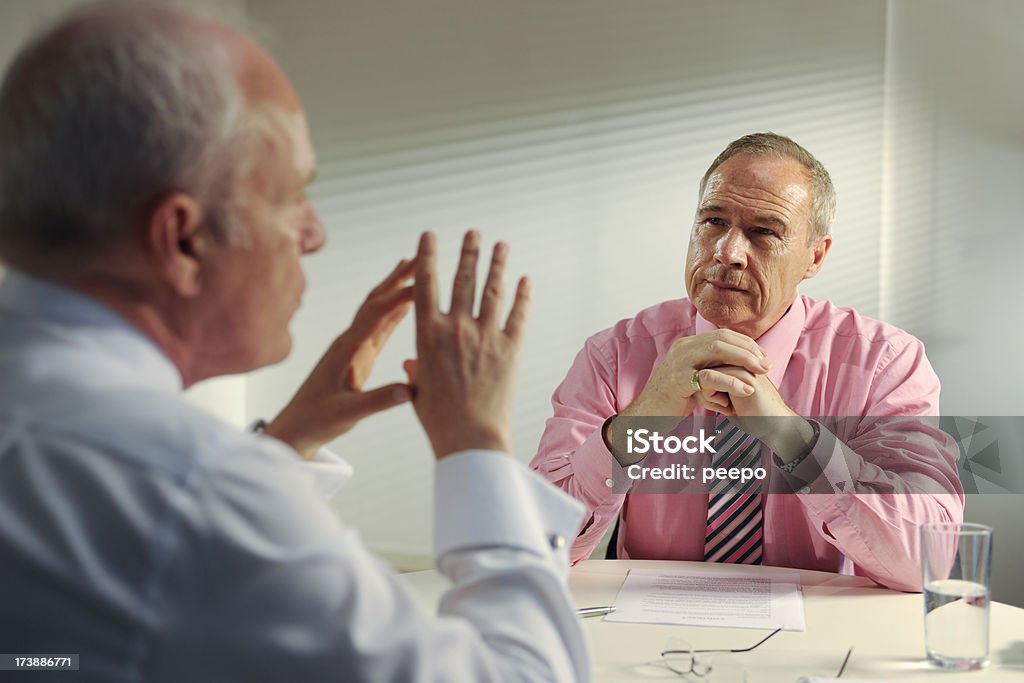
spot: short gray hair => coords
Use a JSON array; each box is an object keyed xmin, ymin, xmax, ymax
[
  {"xmin": 698, "ymin": 133, "xmax": 837, "ymax": 242},
  {"xmin": 0, "ymin": 1, "xmax": 247, "ymax": 270}
]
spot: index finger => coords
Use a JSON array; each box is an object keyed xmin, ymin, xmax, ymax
[
  {"xmin": 712, "ymin": 328, "xmax": 766, "ymax": 358},
  {"xmin": 370, "ymin": 257, "xmax": 417, "ymax": 297},
  {"xmin": 414, "ymin": 232, "xmax": 439, "ymax": 320},
  {"xmin": 701, "ymin": 331, "xmax": 771, "ymax": 375},
  {"xmin": 503, "ymin": 276, "xmax": 531, "ymax": 341}
]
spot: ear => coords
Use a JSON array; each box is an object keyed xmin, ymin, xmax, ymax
[
  {"xmin": 803, "ymin": 234, "xmax": 832, "ymax": 280},
  {"xmin": 146, "ymin": 193, "xmax": 206, "ymax": 297}
]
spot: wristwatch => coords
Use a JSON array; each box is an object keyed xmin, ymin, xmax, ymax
[
  {"xmin": 776, "ymin": 419, "xmax": 820, "ymax": 473},
  {"xmin": 248, "ymin": 418, "xmax": 269, "ymax": 435}
]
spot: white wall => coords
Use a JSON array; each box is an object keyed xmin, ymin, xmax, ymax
[
  {"xmin": 884, "ymin": 0, "xmax": 1024, "ymax": 606},
  {"xmin": 0, "ymin": 1, "xmax": 85, "ymax": 65},
  {"xmin": 247, "ymin": 0, "xmax": 888, "ymax": 568}
]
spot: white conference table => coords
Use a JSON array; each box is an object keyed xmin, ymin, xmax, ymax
[{"xmin": 401, "ymin": 559, "xmax": 1024, "ymax": 682}]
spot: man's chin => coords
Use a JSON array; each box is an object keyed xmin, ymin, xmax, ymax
[
  {"xmin": 694, "ymin": 299, "xmax": 754, "ymax": 332},
  {"xmin": 239, "ymin": 335, "xmax": 293, "ymax": 374},
  {"xmin": 187, "ymin": 337, "xmax": 291, "ymax": 385},
  {"xmin": 265, "ymin": 334, "xmax": 293, "ymax": 366}
]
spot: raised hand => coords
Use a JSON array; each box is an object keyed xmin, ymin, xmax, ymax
[
  {"xmin": 266, "ymin": 259, "xmax": 416, "ymax": 459},
  {"xmin": 406, "ymin": 231, "xmax": 530, "ymax": 459}
]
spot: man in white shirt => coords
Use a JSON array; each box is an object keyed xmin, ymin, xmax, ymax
[{"xmin": 0, "ymin": 2, "xmax": 588, "ymax": 681}]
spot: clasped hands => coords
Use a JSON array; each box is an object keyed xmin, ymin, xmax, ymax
[
  {"xmin": 621, "ymin": 329, "xmax": 813, "ymax": 461},
  {"xmin": 266, "ymin": 230, "xmax": 528, "ymax": 460}
]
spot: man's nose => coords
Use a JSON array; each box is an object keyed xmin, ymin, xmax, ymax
[
  {"xmin": 300, "ymin": 205, "xmax": 327, "ymax": 254},
  {"xmin": 714, "ymin": 229, "xmax": 748, "ymax": 269}
]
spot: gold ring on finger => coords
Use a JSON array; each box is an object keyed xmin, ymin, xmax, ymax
[{"xmin": 690, "ymin": 369, "xmax": 702, "ymax": 393}]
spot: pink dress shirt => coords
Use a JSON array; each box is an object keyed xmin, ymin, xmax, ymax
[{"xmin": 530, "ymin": 295, "xmax": 964, "ymax": 591}]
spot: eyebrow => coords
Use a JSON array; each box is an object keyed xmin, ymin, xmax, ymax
[
  {"xmin": 698, "ymin": 204, "xmax": 788, "ymax": 230},
  {"xmin": 752, "ymin": 215, "xmax": 787, "ymax": 229},
  {"xmin": 698, "ymin": 203, "xmax": 725, "ymax": 215}
]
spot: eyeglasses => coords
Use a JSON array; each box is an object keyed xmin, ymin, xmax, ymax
[
  {"xmin": 659, "ymin": 628, "xmax": 854, "ymax": 682},
  {"xmin": 660, "ymin": 627, "xmax": 781, "ymax": 679}
]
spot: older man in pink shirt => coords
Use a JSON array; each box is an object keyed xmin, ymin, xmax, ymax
[{"xmin": 530, "ymin": 133, "xmax": 963, "ymax": 591}]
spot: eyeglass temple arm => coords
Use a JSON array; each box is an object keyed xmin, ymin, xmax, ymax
[
  {"xmin": 836, "ymin": 647, "xmax": 853, "ymax": 678},
  {"xmin": 691, "ymin": 626, "xmax": 783, "ymax": 654}
]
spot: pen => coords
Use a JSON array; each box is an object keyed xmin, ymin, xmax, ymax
[{"xmin": 576, "ymin": 605, "xmax": 616, "ymax": 618}]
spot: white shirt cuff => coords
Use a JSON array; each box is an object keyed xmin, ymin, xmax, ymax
[{"xmin": 434, "ymin": 450, "xmax": 586, "ymax": 565}]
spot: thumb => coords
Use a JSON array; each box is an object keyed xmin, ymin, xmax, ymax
[{"xmin": 402, "ymin": 358, "xmax": 418, "ymax": 384}]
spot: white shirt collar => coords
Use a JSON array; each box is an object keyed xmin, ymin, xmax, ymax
[{"xmin": 0, "ymin": 269, "xmax": 183, "ymax": 393}]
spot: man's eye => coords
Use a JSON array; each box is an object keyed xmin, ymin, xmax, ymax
[
  {"xmin": 752, "ymin": 227, "xmax": 775, "ymax": 236},
  {"xmin": 705, "ymin": 217, "xmax": 725, "ymax": 227}
]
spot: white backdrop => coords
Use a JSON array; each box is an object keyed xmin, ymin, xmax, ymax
[{"xmin": 882, "ymin": 0, "xmax": 1024, "ymax": 608}]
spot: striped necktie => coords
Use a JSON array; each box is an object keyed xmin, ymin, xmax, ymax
[{"xmin": 703, "ymin": 418, "xmax": 764, "ymax": 564}]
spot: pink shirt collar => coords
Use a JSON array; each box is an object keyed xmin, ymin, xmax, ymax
[{"xmin": 694, "ymin": 294, "xmax": 807, "ymax": 387}]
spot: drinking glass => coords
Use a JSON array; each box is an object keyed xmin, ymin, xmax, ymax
[{"xmin": 920, "ymin": 522, "xmax": 993, "ymax": 670}]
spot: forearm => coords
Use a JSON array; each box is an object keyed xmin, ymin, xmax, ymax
[
  {"xmin": 531, "ymin": 424, "xmax": 627, "ymax": 563},
  {"xmin": 760, "ymin": 416, "xmax": 817, "ymax": 465},
  {"xmin": 799, "ymin": 490, "xmax": 962, "ymax": 591},
  {"xmin": 777, "ymin": 420, "xmax": 964, "ymax": 590}
]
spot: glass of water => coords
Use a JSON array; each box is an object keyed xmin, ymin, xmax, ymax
[{"xmin": 920, "ymin": 522, "xmax": 993, "ymax": 670}]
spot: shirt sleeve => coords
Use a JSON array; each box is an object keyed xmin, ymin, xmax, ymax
[
  {"xmin": 528, "ymin": 338, "xmax": 628, "ymax": 563},
  {"xmin": 774, "ymin": 338, "xmax": 965, "ymax": 591},
  {"xmin": 252, "ymin": 430, "xmax": 354, "ymax": 500},
  {"xmin": 152, "ymin": 443, "xmax": 590, "ymax": 683},
  {"xmin": 302, "ymin": 446, "xmax": 354, "ymax": 499}
]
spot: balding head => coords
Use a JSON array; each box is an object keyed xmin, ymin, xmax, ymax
[
  {"xmin": 233, "ymin": 32, "xmax": 302, "ymax": 112},
  {"xmin": 0, "ymin": 0, "xmax": 295, "ymax": 274}
]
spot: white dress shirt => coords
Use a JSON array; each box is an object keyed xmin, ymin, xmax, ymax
[{"xmin": 0, "ymin": 271, "xmax": 589, "ymax": 682}]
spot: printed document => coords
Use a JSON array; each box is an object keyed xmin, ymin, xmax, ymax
[{"xmin": 604, "ymin": 567, "xmax": 805, "ymax": 630}]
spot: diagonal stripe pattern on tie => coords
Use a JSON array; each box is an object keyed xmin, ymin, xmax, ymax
[{"xmin": 703, "ymin": 418, "xmax": 764, "ymax": 564}]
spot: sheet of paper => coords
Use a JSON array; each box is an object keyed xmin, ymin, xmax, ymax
[{"xmin": 604, "ymin": 567, "xmax": 806, "ymax": 631}]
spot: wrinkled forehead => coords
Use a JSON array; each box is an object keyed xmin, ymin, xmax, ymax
[
  {"xmin": 256, "ymin": 104, "xmax": 314, "ymax": 167},
  {"xmin": 237, "ymin": 104, "xmax": 316, "ymax": 200},
  {"xmin": 700, "ymin": 155, "xmax": 810, "ymax": 212}
]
